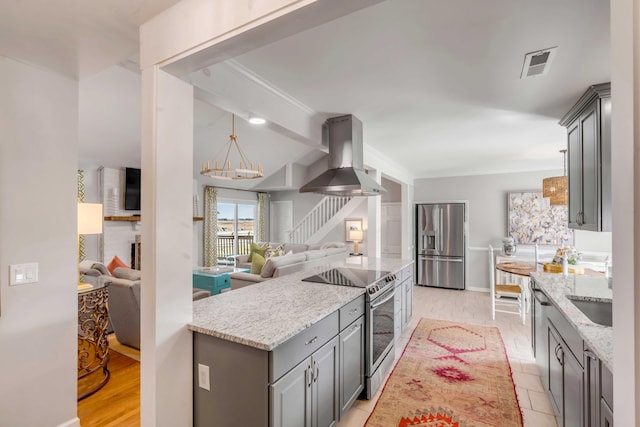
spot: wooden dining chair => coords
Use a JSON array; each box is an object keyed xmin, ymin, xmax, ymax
[{"xmin": 489, "ymin": 245, "xmax": 525, "ymax": 325}]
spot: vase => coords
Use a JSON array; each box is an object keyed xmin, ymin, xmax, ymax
[{"xmin": 502, "ymin": 237, "xmax": 517, "ymax": 256}]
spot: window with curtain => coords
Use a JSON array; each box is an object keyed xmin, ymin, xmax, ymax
[{"xmin": 216, "ymin": 201, "xmax": 256, "ymax": 264}]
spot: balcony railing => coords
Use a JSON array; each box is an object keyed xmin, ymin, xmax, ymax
[{"xmin": 216, "ymin": 235, "xmax": 254, "ymax": 262}]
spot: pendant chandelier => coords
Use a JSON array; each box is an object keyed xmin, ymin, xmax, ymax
[
  {"xmin": 200, "ymin": 113, "xmax": 264, "ymax": 180},
  {"xmin": 542, "ymin": 149, "xmax": 568, "ymax": 206}
]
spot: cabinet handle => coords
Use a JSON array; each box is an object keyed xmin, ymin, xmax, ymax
[
  {"xmin": 305, "ymin": 336, "xmax": 317, "ymax": 346},
  {"xmin": 555, "ymin": 344, "xmax": 564, "ymax": 366},
  {"xmin": 306, "ymin": 365, "xmax": 312, "ymax": 387},
  {"xmin": 348, "ymin": 308, "xmax": 359, "ymax": 316},
  {"xmin": 313, "ymin": 361, "xmax": 319, "ymax": 383}
]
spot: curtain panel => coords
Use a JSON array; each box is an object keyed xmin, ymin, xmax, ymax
[
  {"xmin": 257, "ymin": 192, "xmax": 268, "ymax": 242},
  {"xmin": 204, "ymin": 186, "xmax": 218, "ymax": 266}
]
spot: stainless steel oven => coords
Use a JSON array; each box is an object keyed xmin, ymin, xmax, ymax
[
  {"xmin": 367, "ymin": 284, "xmax": 395, "ymax": 375},
  {"xmin": 301, "ymin": 267, "xmax": 397, "ymax": 399}
]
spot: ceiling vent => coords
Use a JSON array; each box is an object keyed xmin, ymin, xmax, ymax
[{"xmin": 520, "ymin": 47, "xmax": 557, "ymax": 79}]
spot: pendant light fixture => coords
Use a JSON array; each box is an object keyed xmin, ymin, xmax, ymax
[
  {"xmin": 200, "ymin": 113, "xmax": 264, "ymax": 180},
  {"xmin": 542, "ymin": 149, "xmax": 568, "ymax": 206}
]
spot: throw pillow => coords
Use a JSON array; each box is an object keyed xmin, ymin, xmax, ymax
[
  {"xmin": 265, "ymin": 244, "xmax": 285, "ymax": 258},
  {"xmin": 107, "ymin": 255, "xmax": 128, "ymax": 275},
  {"xmin": 250, "ymin": 253, "xmax": 266, "ymax": 275},
  {"xmin": 247, "ymin": 242, "xmax": 269, "ymax": 262}
]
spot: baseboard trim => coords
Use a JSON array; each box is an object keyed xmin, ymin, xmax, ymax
[
  {"xmin": 466, "ymin": 286, "xmax": 489, "ymax": 292},
  {"xmin": 57, "ymin": 417, "xmax": 80, "ymax": 427}
]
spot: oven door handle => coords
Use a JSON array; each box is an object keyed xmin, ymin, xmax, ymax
[{"xmin": 370, "ymin": 287, "xmax": 396, "ymax": 309}]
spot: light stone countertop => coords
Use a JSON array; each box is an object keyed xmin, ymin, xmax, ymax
[
  {"xmin": 190, "ymin": 257, "xmax": 414, "ymax": 351},
  {"xmin": 531, "ymin": 272, "xmax": 612, "ymax": 370}
]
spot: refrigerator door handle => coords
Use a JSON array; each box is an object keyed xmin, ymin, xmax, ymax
[
  {"xmin": 439, "ymin": 207, "xmax": 444, "ymax": 252},
  {"xmin": 439, "ymin": 258, "xmax": 463, "ymax": 263},
  {"xmin": 420, "ymin": 256, "xmax": 439, "ymax": 261}
]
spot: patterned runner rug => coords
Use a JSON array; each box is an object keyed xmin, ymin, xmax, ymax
[{"xmin": 366, "ymin": 318, "xmax": 523, "ymax": 427}]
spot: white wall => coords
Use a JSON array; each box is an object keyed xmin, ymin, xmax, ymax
[
  {"xmin": 0, "ymin": 57, "xmax": 79, "ymax": 426},
  {"xmin": 414, "ymin": 170, "xmax": 564, "ymax": 290},
  {"xmin": 610, "ymin": 0, "xmax": 640, "ymax": 421},
  {"xmin": 381, "ymin": 176, "xmax": 401, "ymax": 202},
  {"xmin": 141, "ymin": 68, "xmax": 194, "ymax": 427}
]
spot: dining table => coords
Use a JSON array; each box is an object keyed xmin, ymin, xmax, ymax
[{"xmin": 496, "ymin": 261, "xmax": 605, "ymax": 277}]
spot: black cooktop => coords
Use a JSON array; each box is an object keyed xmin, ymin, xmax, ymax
[{"xmin": 302, "ymin": 267, "xmax": 391, "ymax": 288}]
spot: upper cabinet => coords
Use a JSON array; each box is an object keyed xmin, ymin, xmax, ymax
[{"xmin": 559, "ymin": 83, "xmax": 611, "ymax": 232}]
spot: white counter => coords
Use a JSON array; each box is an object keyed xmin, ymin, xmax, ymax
[{"xmin": 189, "ymin": 257, "xmax": 413, "ymax": 351}]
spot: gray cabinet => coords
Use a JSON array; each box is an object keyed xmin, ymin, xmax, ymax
[
  {"xmin": 398, "ymin": 264, "xmax": 414, "ymax": 332},
  {"xmin": 548, "ymin": 325, "xmax": 564, "ymax": 416},
  {"xmin": 193, "ymin": 308, "xmax": 344, "ymax": 427},
  {"xmin": 339, "ymin": 316, "xmax": 364, "ymax": 416},
  {"xmin": 271, "ymin": 335, "xmax": 339, "ymax": 427},
  {"xmin": 600, "ymin": 399, "xmax": 613, "ymax": 427},
  {"xmin": 548, "ymin": 322, "xmax": 584, "ymax": 427},
  {"xmin": 271, "ymin": 357, "xmax": 312, "ymax": 427},
  {"xmin": 584, "ymin": 347, "xmax": 614, "ymax": 427},
  {"xmin": 404, "ymin": 277, "xmax": 413, "ymax": 325},
  {"xmin": 393, "ymin": 282, "xmax": 402, "ymax": 342},
  {"xmin": 531, "ymin": 278, "xmax": 614, "ymax": 427},
  {"xmin": 560, "ymin": 83, "xmax": 611, "ymax": 232},
  {"xmin": 393, "ymin": 264, "xmax": 414, "ymax": 342},
  {"xmin": 531, "ymin": 280, "xmax": 550, "ymax": 390}
]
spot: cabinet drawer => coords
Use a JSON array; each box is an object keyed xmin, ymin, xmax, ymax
[
  {"xmin": 547, "ymin": 304, "xmax": 583, "ymax": 365},
  {"xmin": 339, "ymin": 295, "xmax": 365, "ymax": 331},
  {"xmin": 270, "ymin": 311, "xmax": 339, "ymax": 383}
]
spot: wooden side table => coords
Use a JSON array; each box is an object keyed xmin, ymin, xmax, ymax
[{"xmin": 77, "ymin": 282, "xmax": 110, "ymax": 400}]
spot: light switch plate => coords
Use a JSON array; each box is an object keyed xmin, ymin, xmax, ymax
[{"xmin": 9, "ymin": 263, "xmax": 39, "ymax": 286}]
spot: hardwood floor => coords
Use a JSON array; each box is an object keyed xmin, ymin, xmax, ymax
[
  {"xmin": 77, "ymin": 348, "xmax": 140, "ymax": 426},
  {"xmin": 78, "ymin": 286, "xmax": 557, "ymax": 427}
]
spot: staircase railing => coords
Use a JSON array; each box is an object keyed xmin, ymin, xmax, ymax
[{"xmin": 288, "ymin": 196, "xmax": 351, "ymax": 243}]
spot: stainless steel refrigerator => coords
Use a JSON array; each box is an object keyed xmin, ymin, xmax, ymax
[{"xmin": 416, "ymin": 203, "xmax": 466, "ymax": 289}]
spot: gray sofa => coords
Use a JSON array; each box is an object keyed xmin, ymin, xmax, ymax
[
  {"xmin": 79, "ymin": 260, "xmax": 211, "ymax": 350},
  {"xmin": 230, "ymin": 242, "xmax": 347, "ymax": 290}
]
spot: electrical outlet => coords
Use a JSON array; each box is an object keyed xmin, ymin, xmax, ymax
[{"xmin": 198, "ymin": 363, "xmax": 210, "ymax": 391}]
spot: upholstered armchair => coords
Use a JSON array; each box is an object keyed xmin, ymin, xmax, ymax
[{"xmin": 79, "ymin": 260, "xmax": 211, "ymax": 350}]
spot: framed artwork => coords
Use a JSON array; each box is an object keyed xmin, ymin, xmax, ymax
[
  {"xmin": 345, "ymin": 219, "xmax": 363, "ymax": 242},
  {"xmin": 507, "ymin": 191, "xmax": 574, "ymax": 245}
]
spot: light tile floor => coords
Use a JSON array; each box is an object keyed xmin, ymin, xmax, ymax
[{"xmin": 337, "ymin": 285, "xmax": 559, "ymax": 427}]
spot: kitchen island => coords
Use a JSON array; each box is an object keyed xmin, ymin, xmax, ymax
[
  {"xmin": 530, "ymin": 272, "xmax": 613, "ymax": 426},
  {"xmin": 190, "ymin": 257, "xmax": 414, "ymax": 427}
]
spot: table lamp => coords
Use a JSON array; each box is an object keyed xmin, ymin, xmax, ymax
[
  {"xmin": 78, "ymin": 203, "xmax": 103, "ymax": 287},
  {"xmin": 348, "ymin": 229, "xmax": 363, "ymax": 256}
]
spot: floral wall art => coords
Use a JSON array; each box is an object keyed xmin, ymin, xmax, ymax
[{"xmin": 507, "ymin": 191, "xmax": 574, "ymax": 245}]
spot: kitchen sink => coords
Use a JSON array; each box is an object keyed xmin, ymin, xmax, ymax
[{"xmin": 569, "ymin": 298, "xmax": 612, "ymax": 327}]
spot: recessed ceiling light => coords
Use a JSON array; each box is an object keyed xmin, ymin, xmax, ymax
[{"xmin": 249, "ymin": 115, "xmax": 266, "ymax": 125}]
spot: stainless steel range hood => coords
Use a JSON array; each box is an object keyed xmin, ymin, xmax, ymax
[{"xmin": 300, "ymin": 114, "xmax": 386, "ymax": 196}]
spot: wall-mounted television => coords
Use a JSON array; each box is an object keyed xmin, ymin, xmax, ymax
[{"xmin": 124, "ymin": 167, "xmax": 141, "ymax": 211}]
